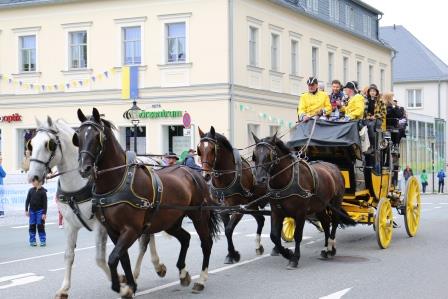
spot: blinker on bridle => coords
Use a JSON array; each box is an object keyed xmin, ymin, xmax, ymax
[
  {"xmin": 198, "ymin": 137, "xmax": 222, "ymax": 176},
  {"xmin": 254, "ymin": 141, "xmax": 280, "ymax": 174},
  {"xmin": 28, "ymin": 127, "xmax": 63, "ymax": 179}
]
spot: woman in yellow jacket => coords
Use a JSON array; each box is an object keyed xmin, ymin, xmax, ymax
[
  {"xmin": 297, "ymin": 77, "xmax": 332, "ymax": 122},
  {"xmin": 340, "ymin": 81, "xmax": 365, "ymax": 120}
]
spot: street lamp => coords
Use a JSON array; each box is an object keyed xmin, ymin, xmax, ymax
[{"xmin": 128, "ymin": 100, "xmax": 142, "ymax": 154}]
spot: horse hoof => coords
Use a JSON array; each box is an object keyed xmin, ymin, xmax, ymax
[
  {"xmin": 330, "ymin": 247, "xmax": 337, "ymax": 257},
  {"xmin": 120, "ymin": 285, "xmax": 134, "ymax": 299},
  {"xmin": 224, "ymin": 252, "xmax": 240, "ymax": 264},
  {"xmin": 233, "ymin": 251, "xmax": 241, "ymax": 263},
  {"xmin": 180, "ymin": 272, "xmax": 191, "ymax": 287},
  {"xmin": 157, "ymin": 264, "xmax": 167, "ymax": 278},
  {"xmin": 270, "ymin": 247, "xmax": 280, "ymax": 256},
  {"xmin": 256, "ymin": 245, "xmax": 264, "ymax": 256},
  {"xmin": 320, "ymin": 250, "xmax": 329, "ymax": 259},
  {"xmin": 286, "ymin": 260, "xmax": 298, "ymax": 270},
  {"xmin": 192, "ymin": 283, "xmax": 205, "ymax": 293},
  {"xmin": 55, "ymin": 293, "xmax": 68, "ymax": 299},
  {"xmin": 282, "ymin": 249, "xmax": 294, "ymax": 260}
]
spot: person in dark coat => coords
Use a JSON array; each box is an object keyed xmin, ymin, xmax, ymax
[
  {"xmin": 183, "ymin": 149, "xmax": 202, "ymax": 172},
  {"xmin": 25, "ymin": 178, "xmax": 47, "ymax": 246}
]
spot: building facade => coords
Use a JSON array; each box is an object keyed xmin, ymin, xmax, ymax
[
  {"xmin": 0, "ymin": 0, "xmax": 392, "ymax": 172},
  {"xmin": 380, "ymin": 25, "xmax": 447, "ymax": 189}
]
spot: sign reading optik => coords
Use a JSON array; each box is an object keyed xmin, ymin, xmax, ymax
[{"xmin": 0, "ymin": 113, "xmax": 22, "ymax": 123}]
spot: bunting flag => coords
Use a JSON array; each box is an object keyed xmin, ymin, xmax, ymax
[{"xmin": 121, "ymin": 65, "xmax": 138, "ymax": 100}]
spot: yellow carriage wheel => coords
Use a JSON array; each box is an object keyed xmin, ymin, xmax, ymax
[
  {"xmin": 404, "ymin": 176, "xmax": 421, "ymax": 237},
  {"xmin": 375, "ymin": 198, "xmax": 393, "ymax": 249},
  {"xmin": 281, "ymin": 217, "xmax": 295, "ymax": 242}
]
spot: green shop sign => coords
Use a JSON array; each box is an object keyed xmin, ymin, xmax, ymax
[{"xmin": 139, "ymin": 110, "xmax": 183, "ymax": 119}]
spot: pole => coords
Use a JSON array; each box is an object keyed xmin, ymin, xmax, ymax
[
  {"xmin": 432, "ymin": 142, "xmax": 435, "ymax": 193},
  {"xmin": 133, "ymin": 123, "xmax": 138, "ymax": 154}
]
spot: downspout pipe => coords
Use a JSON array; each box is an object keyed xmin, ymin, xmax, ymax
[
  {"xmin": 228, "ymin": 0, "xmax": 235, "ymax": 144},
  {"xmin": 437, "ymin": 79, "xmax": 441, "ymax": 119}
]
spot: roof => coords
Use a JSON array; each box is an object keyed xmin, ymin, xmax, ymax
[
  {"xmin": 0, "ymin": 0, "xmax": 67, "ymax": 8},
  {"xmin": 351, "ymin": 0, "xmax": 383, "ymax": 15},
  {"xmin": 380, "ymin": 25, "xmax": 448, "ymax": 82}
]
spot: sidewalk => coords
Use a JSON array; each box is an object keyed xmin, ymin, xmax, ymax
[{"xmin": 0, "ymin": 205, "xmax": 59, "ymax": 227}]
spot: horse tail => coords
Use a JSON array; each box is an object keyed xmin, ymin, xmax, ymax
[
  {"xmin": 206, "ymin": 200, "xmax": 222, "ymax": 241},
  {"xmin": 328, "ymin": 204, "xmax": 357, "ymax": 228}
]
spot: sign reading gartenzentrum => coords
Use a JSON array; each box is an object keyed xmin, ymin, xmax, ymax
[{"xmin": 123, "ymin": 109, "xmax": 183, "ymax": 120}]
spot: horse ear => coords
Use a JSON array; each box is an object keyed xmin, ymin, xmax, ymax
[
  {"xmin": 272, "ymin": 131, "xmax": 278, "ymax": 142},
  {"xmin": 77, "ymin": 109, "xmax": 87, "ymax": 122},
  {"xmin": 35, "ymin": 117, "xmax": 43, "ymax": 128},
  {"xmin": 252, "ymin": 132, "xmax": 260, "ymax": 144},
  {"xmin": 198, "ymin": 127, "xmax": 205, "ymax": 138},
  {"xmin": 92, "ymin": 108, "xmax": 101, "ymax": 122},
  {"xmin": 72, "ymin": 133, "xmax": 79, "ymax": 147},
  {"xmin": 210, "ymin": 126, "xmax": 216, "ymax": 138},
  {"xmin": 47, "ymin": 116, "xmax": 54, "ymax": 128}
]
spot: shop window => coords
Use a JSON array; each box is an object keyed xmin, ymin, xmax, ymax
[
  {"xmin": 163, "ymin": 125, "xmax": 191, "ymax": 158},
  {"xmin": 17, "ymin": 128, "xmax": 36, "ymax": 169},
  {"xmin": 119, "ymin": 126, "xmax": 146, "ymax": 154}
]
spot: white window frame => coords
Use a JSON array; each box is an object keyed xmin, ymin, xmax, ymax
[
  {"xmin": 249, "ymin": 26, "xmax": 259, "ymax": 67},
  {"xmin": 158, "ymin": 13, "xmax": 191, "ymax": 65},
  {"xmin": 165, "ymin": 22, "xmax": 186, "ymax": 64},
  {"xmin": 356, "ymin": 61, "xmax": 362, "ymax": 86},
  {"xmin": 312, "ymin": 46, "xmax": 319, "ymax": 77},
  {"xmin": 69, "ymin": 31, "xmax": 88, "ymax": 69},
  {"xmin": 61, "ymin": 22, "xmax": 92, "ymax": 71},
  {"xmin": 122, "ymin": 26, "xmax": 142, "ymax": 65},
  {"xmin": 271, "ymin": 33, "xmax": 280, "ymax": 71},
  {"xmin": 328, "ymin": 52, "xmax": 334, "ymax": 84},
  {"xmin": 290, "ymin": 39, "xmax": 299, "ymax": 75},
  {"xmin": 346, "ymin": 5, "xmax": 355, "ymax": 29},
  {"xmin": 368, "ymin": 64, "xmax": 373, "ymax": 85},
  {"xmin": 114, "ymin": 17, "xmax": 147, "ymax": 67},
  {"xmin": 363, "ymin": 15, "xmax": 372, "ymax": 37},
  {"xmin": 343, "ymin": 56, "xmax": 349, "ymax": 83},
  {"xmin": 19, "ymin": 35, "xmax": 37, "ymax": 72},
  {"xmin": 306, "ymin": 0, "xmax": 318, "ymax": 13},
  {"xmin": 407, "ymin": 89, "xmax": 423, "ymax": 108},
  {"xmin": 329, "ymin": 0, "xmax": 340, "ymax": 22},
  {"xmin": 12, "ymin": 26, "xmax": 41, "ymax": 73}
]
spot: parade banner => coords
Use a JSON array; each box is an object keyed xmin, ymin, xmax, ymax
[{"xmin": 0, "ymin": 182, "xmax": 57, "ymax": 212}]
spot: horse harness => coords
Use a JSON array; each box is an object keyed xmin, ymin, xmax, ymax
[
  {"xmin": 56, "ymin": 179, "xmax": 95, "ymax": 231},
  {"xmin": 210, "ymin": 148, "xmax": 253, "ymax": 202},
  {"xmin": 29, "ymin": 127, "xmax": 63, "ymax": 177},
  {"xmin": 92, "ymin": 152, "xmax": 163, "ymax": 221}
]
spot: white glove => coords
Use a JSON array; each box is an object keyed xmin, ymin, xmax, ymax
[{"xmin": 398, "ymin": 119, "xmax": 407, "ymax": 125}]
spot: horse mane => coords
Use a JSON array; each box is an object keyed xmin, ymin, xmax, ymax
[
  {"xmin": 206, "ymin": 131, "xmax": 233, "ymax": 152},
  {"xmin": 100, "ymin": 118, "xmax": 117, "ymax": 131}
]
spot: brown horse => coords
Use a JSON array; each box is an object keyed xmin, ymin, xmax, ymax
[
  {"xmin": 73, "ymin": 108, "xmax": 220, "ymax": 297},
  {"xmin": 197, "ymin": 126, "xmax": 267, "ymax": 264},
  {"xmin": 252, "ymin": 133, "xmax": 356, "ymax": 269}
]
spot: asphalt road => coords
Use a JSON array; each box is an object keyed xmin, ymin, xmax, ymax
[{"xmin": 0, "ymin": 194, "xmax": 447, "ymax": 299}]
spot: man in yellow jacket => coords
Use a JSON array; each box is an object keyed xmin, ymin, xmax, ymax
[
  {"xmin": 340, "ymin": 81, "xmax": 365, "ymax": 120},
  {"xmin": 297, "ymin": 77, "xmax": 332, "ymax": 122}
]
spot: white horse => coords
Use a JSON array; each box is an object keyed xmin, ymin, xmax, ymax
[{"xmin": 27, "ymin": 117, "xmax": 166, "ymax": 299}]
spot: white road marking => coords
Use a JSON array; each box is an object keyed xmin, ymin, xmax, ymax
[
  {"xmin": 48, "ymin": 266, "xmax": 75, "ymax": 272},
  {"xmin": 421, "ymin": 203, "xmax": 434, "ymax": 205},
  {"xmin": 439, "ymin": 203, "xmax": 448, "ymax": 205},
  {"xmin": 218, "ymin": 232, "xmax": 241, "ymax": 236},
  {"xmin": 434, "ymin": 206, "xmax": 442, "ymax": 209},
  {"xmin": 240, "ymin": 218, "xmax": 255, "ymax": 223},
  {"xmin": 319, "ymin": 288, "xmax": 352, "ymax": 299},
  {"xmin": 0, "ymin": 273, "xmax": 44, "ymax": 289},
  {"xmin": 11, "ymin": 222, "xmax": 55, "ymax": 229}
]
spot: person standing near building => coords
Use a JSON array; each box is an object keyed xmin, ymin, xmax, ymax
[
  {"xmin": 437, "ymin": 169, "xmax": 446, "ymax": 193},
  {"xmin": 420, "ymin": 169, "xmax": 428, "ymax": 193},
  {"xmin": 25, "ymin": 178, "xmax": 47, "ymax": 247},
  {"xmin": 297, "ymin": 77, "xmax": 332, "ymax": 122},
  {"xmin": 21, "ymin": 150, "xmax": 31, "ymax": 173},
  {"xmin": 340, "ymin": 81, "xmax": 365, "ymax": 121},
  {"xmin": 0, "ymin": 156, "xmax": 6, "ymax": 218},
  {"xmin": 403, "ymin": 165, "xmax": 413, "ymax": 183}
]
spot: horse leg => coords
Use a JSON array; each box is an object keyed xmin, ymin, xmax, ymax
[
  {"xmin": 328, "ymin": 213, "xmax": 339, "ymax": 257},
  {"xmin": 270, "ymin": 212, "xmax": 292, "ymax": 259},
  {"xmin": 149, "ymin": 234, "xmax": 167, "ymax": 277},
  {"xmin": 190, "ymin": 212, "xmax": 214, "ymax": 293},
  {"xmin": 166, "ymin": 224, "xmax": 192, "ymax": 287},
  {"xmin": 224, "ymin": 213, "xmax": 243, "ymax": 264},
  {"xmin": 316, "ymin": 212, "xmax": 331, "ymax": 259},
  {"xmin": 55, "ymin": 225, "xmax": 79, "ymax": 299},
  {"xmin": 133, "ymin": 233, "xmax": 149, "ymax": 281},
  {"xmin": 287, "ymin": 215, "xmax": 306, "ymax": 270},
  {"xmin": 253, "ymin": 214, "xmax": 265, "ymax": 255},
  {"xmin": 119, "ymin": 250, "xmax": 137, "ymax": 299},
  {"xmin": 94, "ymin": 223, "xmax": 111, "ymax": 281}
]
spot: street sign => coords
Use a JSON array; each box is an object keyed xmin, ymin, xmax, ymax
[
  {"xmin": 183, "ymin": 128, "xmax": 192, "ymax": 136},
  {"xmin": 183, "ymin": 112, "xmax": 191, "ymax": 128}
]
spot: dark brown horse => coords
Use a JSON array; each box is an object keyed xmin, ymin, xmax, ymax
[
  {"xmin": 73, "ymin": 108, "xmax": 220, "ymax": 297},
  {"xmin": 197, "ymin": 126, "xmax": 267, "ymax": 264},
  {"xmin": 252, "ymin": 133, "xmax": 355, "ymax": 269}
]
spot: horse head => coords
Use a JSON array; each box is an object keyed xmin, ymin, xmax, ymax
[
  {"xmin": 252, "ymin": 132, "xmax": 282, "ymax": 185},
  {"xmin": 197, "ymin": 126, "xmax": 218, "ymax": 181},
  {"xmin": 73, "ymin": 108, "xmax": 108, "ymax": 178},
  {"xmin": 27, "ymin": 116, "xmax": 64, "ymax": 183}
]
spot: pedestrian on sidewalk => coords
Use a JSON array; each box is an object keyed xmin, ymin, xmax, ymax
[
  {"xmin": 437, "ymin": 169, "xmax": 445, "ymax": 193},
  {"xmin": 420, "ymin": 169, "xmax": 428, "ymax": 193},
  {"xmin": 403, "ymin": 165, "xmax": 413, "ymax": 183},
  {"xmin": 25, "ymin": 178, "xmax": 48, "ymax": 247},
  {"xmin": 0, "ymin": 156, "xmax": 6, "ymax": 218}
]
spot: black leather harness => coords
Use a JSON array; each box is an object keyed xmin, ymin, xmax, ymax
[
  {"xmin": 56, "ymin": 179, "xmax": 94, "ymax": 231},
  {"xmin": 92, "ymin": 152, "xmax": 163, "ymax": 214},
  {"xmin": 210, "ymin": 149, "xmax": 253, "ymax": 202}
]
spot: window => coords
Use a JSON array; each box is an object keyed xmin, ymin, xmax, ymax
[
  {"xmin": 329, "ymin": 0, "xmax": 340, "ymax": 21},
  {"xmin": 166, "ymin": 22, "xmax": 186, "ymax": 63},
  {"xmin": 380, "ymin": 68, "xmax": 385, "ymax": 91},
  {"xmin": 363, "ymin": 15, "xmax": 372, "ymax": 38},
  {"xmin": 69, "ymin": 31, "xmax": 87, "ymax": 69},
  {"xmin": 312, "ymin": 47, "xmax": 319, "ymax": 77},
  {"xmin": 249, "ymin": 26, "xmax": 258, "ymax": 66},
  {"xmin": 122, "ymin": 26, "xmax": 141, "ymax": 65},
  {"xmin": 271, "ymin": 33, "xmax": 279, "ymax": 71},
  {"xmin": 409, "ymin": 120, "xmax": 417, "ymax": 139},
  {"xmin": 306, "ymin": 0, "xmax": 318, "ymax": 13},
  {"xmin": 356, "ymin": 61, "xmax": 362, "ymax": 86},
  {"xmin": 291, "ymin": 40, "xmax": 298, "ymax": 75},
  {"xmin": 407, "ymin": 89, "xmax": 423, "ymax": 108},
  {"xmin": 427, "ymin": 123, "xmax": 434, "ymax": 138},
  {"xmin": 343, "ymin": 56, "xmax": 349, "ymax": 83},
  {"xmin": 328, "ymin": 52, "xmax": 334, "ymax": 83},
  {"xmin": 247, "ymin": 124, "xmax": 260, "ymax": 146},
  {"xmin": 20, "ymin": 35, "xmax": 36, "ymax": 72},
  {"xmin": 346, "ymin": 5, "xmax": 355, "ymax": 29},
  {"xmin": 368, "ymin": 65, "xmax": 373, "ymax": 85},
  {"xmin": 119, "ymin": 126, "xmax": 146, "ymax": 154}
]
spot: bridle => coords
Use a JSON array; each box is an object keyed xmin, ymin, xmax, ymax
[
  {"xmin": 77, "ymin": 120, "xmax": 107, "ymax": 168},
  {"xmin": 254, "ymin": 141, "xmax": 280, "ymax": 175},
  {"xmin": 198, "ymin": 137, "xmax": 220, "ymax": 174},
  {"xmin": 29, "ymin": 128, "xmax": 63, "ymax": 177}
]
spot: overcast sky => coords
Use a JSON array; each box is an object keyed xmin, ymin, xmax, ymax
[{"xmin": 364, "ymin": 0, "xmax": 448, "ymax": 64}]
